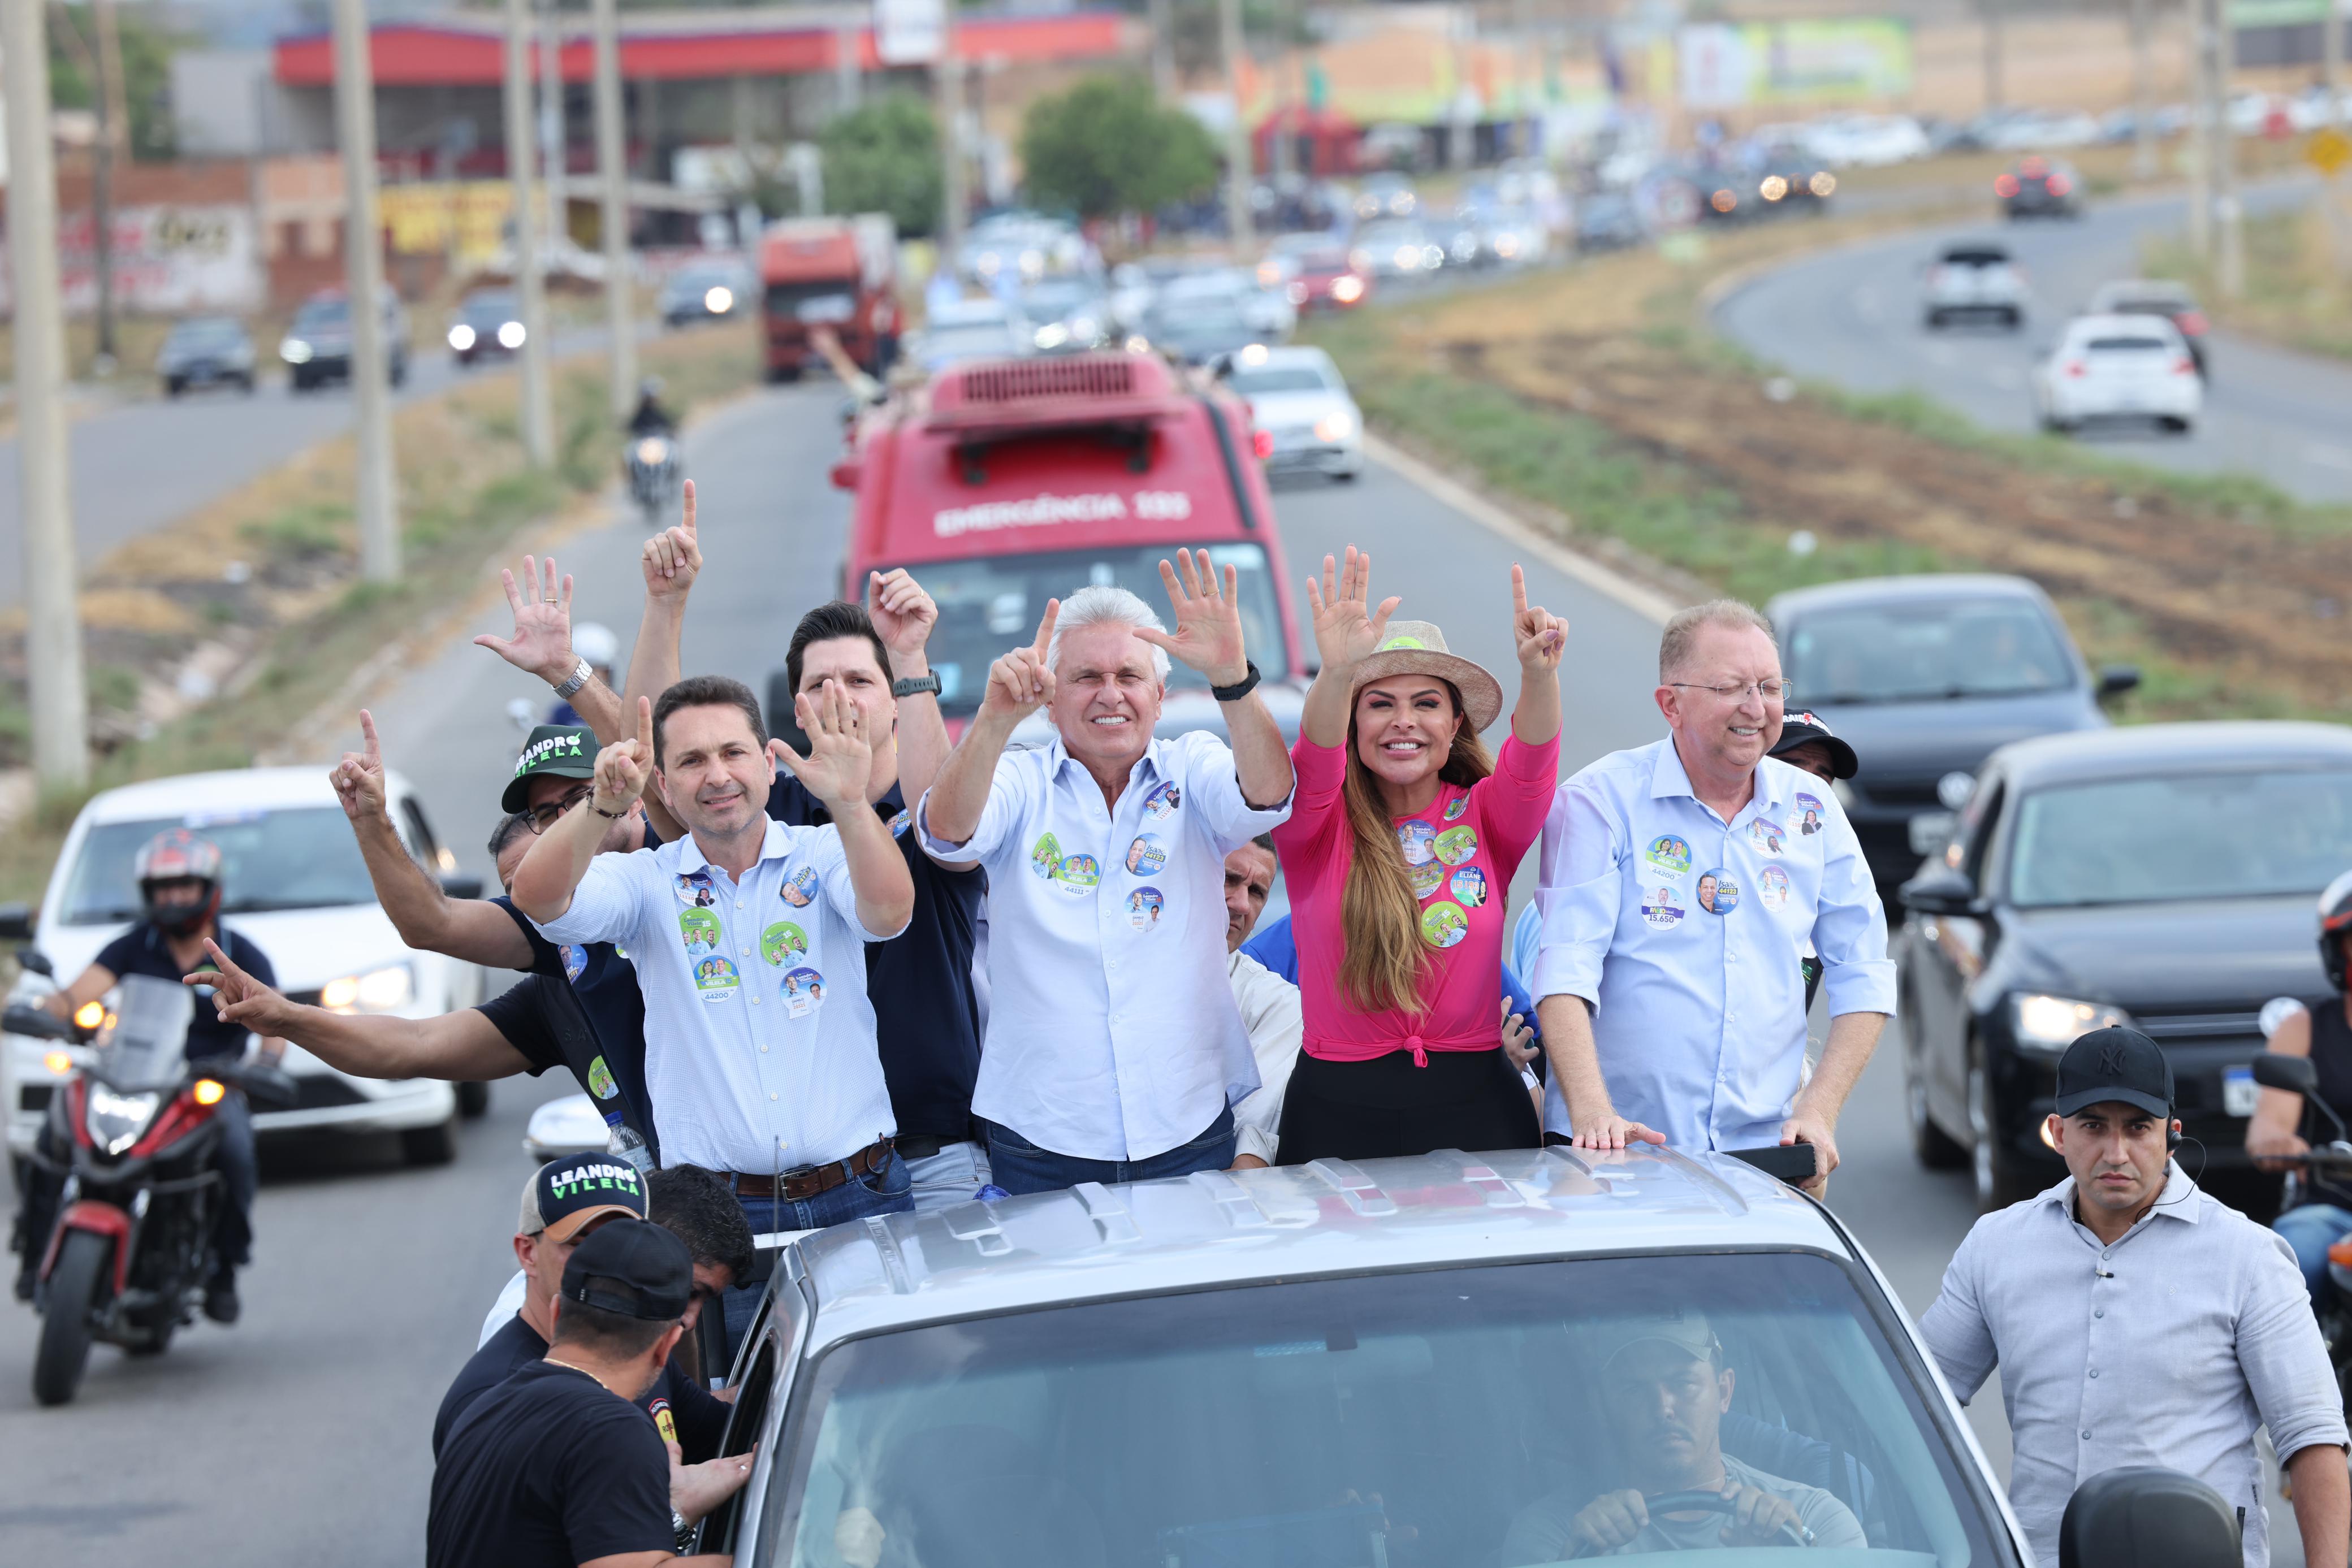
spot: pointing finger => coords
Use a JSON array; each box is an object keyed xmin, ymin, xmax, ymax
[
  {"xmin": 634, "ymin": 694, "xmax": 655, "ymax": 759},
  {"xmin": 1031, "ymin": 598, "xmax": 1060, "ymax": 661},
  {"xmin": 1511, "ymin": 562, "xmax": 1529, "ymax": 617},
  {"xmin": 680, "ymin": 479, "xmax": 697, "ymax": 539},
  {"xmin": 359, "ymin": 708, "xmax": 381, "ymax": 766}
]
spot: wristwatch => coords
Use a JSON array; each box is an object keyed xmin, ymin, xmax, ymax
[
  {"xmin": 891, "ymin": 672, "xmax": 943, "ymax": 699},
  {"xmin": 673, "ymin": 1509, "xmax": 695, "ymax": 1553},
  {"xmin": 551, "ymin": 657, "xmax": 593, "ymax": 699},
  {"xmin": 1210, "ymin": 661, "xmax": 1261, "ymax": 703}
]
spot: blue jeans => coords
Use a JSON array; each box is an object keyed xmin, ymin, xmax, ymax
[
  {"xmin": 903, "ymin": 1139, "xmax": 993, "ymax": 1212},
  {"xmin": 717, "ymin": 1149, "xmax": 913, "ymax": 1360},
  {"xmin": 2275, "ymin": 1202, "xmax": 2352, "ymax": 1303},
  {"xmin": 982, "ymin": 1106, "xmax": 1236, "ymax": 1197}
]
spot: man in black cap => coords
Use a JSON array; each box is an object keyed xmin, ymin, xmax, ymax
[
  {"xmin": 1919, "ymin": 1027, "xmax": 2347, "ymax": 1568},
  {"xmin": 428, "ymin": 1219, "xmax": 749, "ymax": 1568},
  {"xmin": 1767, "ymin": 711, "xmax": 1858, "ymax": 796}
]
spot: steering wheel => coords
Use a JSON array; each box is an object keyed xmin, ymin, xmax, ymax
[{"xmin": 1567, "ymin": 1490, "xmax": 1814, "ymax": 1557}]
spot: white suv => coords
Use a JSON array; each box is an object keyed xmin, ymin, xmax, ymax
[
  {"xmin": 1921, "ymin": 242, "xmax": 2026, "ymax": 330},
  {"xmin": 2, "ymin": 766, "xmax": 486, "ymax": 1167}
]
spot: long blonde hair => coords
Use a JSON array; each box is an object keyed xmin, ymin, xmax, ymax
[{"xmin": 1336, "ymin": 681, "xmax": 1495, "ymax": 1017}]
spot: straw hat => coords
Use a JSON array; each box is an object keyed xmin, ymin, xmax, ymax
[{"xmin": 1348, "ymin": 621, "xmax": 1504, "ymax": 732}]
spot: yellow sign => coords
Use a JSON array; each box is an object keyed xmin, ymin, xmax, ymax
[{"xmin": 2309, "ymin": 127, "xmax": 2352, "ymax": 177}]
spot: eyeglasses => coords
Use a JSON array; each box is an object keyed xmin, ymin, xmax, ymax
[
  {"xmin": 524, "ymin": 783, "xmax": 595, "ymax": 834},
  {"xmin": 1669, "ymin": 679, "xmax": 1792, "ymax": 704}
]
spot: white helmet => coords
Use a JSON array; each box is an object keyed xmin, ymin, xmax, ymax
[{"xmin": 572, "ymin": 622, "xmax": 620, "ymax": 672}]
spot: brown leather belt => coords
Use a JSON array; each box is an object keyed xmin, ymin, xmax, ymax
[{"xmin": 724, "ymin": 1137, "xmax": 894, "ymax": 1202}]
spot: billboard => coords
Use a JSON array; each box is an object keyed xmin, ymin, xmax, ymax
[
  {"xmin": 3, "ymin": 205, "xmax": 265, "ymax": 315},
  {"xmin": 1679, "ymin": 20, "xmax": 1913, "ymax": 111}
]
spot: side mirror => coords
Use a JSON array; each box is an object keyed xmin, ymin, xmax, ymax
[
  {"xmin": 2251, "ymin": 1051, "xmax": 2320, "ymax": 1097},
  {"xmin": 17, "ymin": 948, "xmax": 55, "ymax": 978},
  {"xmin": 1900, "ymin": 863, "xmax": 1979, "ymax": 916},
  {"xmin": 2096, "ymin": 664, "xmax": 2141, "ymax": 699},
  {"xmin": 2059, "ymin": 1467, "xmax": 2240, "ymax": 1568},
  {"xmin": 439, "ymin": 873, "xmax": 486, "ymax": 902},
  {"xmin": 0, "ymin": 902, "xmax": 33, "ymax": 942}
]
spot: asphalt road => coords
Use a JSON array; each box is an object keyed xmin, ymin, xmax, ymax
[
  {"xmin": 1714, "ymin": 180, "xmax": 2352, "ymax": 506},
  {"xmin": 0, "ymin": 383, "xmax": 2304, "ymax": 1561}
]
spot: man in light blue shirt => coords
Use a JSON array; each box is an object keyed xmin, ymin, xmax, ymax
[{"xmin": 1532, "ymin": 600, "xmax": 1892, "ymax": 1190}]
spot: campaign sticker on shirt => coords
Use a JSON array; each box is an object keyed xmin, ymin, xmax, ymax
[
  {"xmin": 1795, "ymin": 792, "xmax": 1827, "ymax": 837},
  {"xmin": 1408, "ymin": 860, "xmax": 1447, "ymax": 900},
  {"xmin": 693, "ymin": 955, "xmax": 741, "ymax": 999},
  {"xmin": 1143, "ymin": 782, "xmax": 1182, "ymax": 819},
  {"xmin": 760, "ymin": 921, "xmax": 809, "ymax": 967},
  {"xmin": 1696, "ymin": 869, "xmax": 1740, "ymax": 915},
  {"xmin": 1641, "ymin": 886, "xmax": 1687, "ymax": 927},
  {"xmin": 780, "ymin": 965, "xmax": 825, "ymax": 1017},
  {"xmin": 1397, "ymin": 820, "xmax": 1438, "ymax": 866},
  {"xmin": 1644, "ymin": 835, "xmax": 1693, "ymax": 877},
  {"xmin": 1058, "ymin": 854, "xmax": 1102, "ymax": 893},
  {"xmin": 673, "ymin": 871, "xmax": 717, "ymax": 908},
  {"xmin": 1758, "ymin": 864, "xmax": 1792, "ymax": 911},
  {"xmin": 1127, "ymin": 887, "xmax": 1164, "ymax": 929},
  {"xmin": 559, "ymin": 944, "xmax": 587, "ymax": 984},
  {"xmin": 887, "ymin": 809, "xmax": 912, "ymax": 839},
  {"xmin": 1442, "ymin": 796, "xmax": 1470, "ymax": 823},
  {"xmin": 1434, "ymin": 825, "xmax": 1479, "ymax": 867},
  {"xmin": 649, "ymin": 1400, "xmax": 678, "ymax": 1448},
  {"xmin": 779, "ymin": 866, "xmax": 819, "ymax": 908},
  {"xmin": 1029, "ymin": 833, "xmax": 1064, "ymax": 881},
  {"xmin": 1450, "ymin": 865, "xmax": 1490, "ymax": 908},
  {"xmin": 677, "ymin": 907, "xmax": 721, "ymax": 957},
  {"xmin": 1748, "ymin": 817, "xmax": 1788, "ymax": 855},
  {"xmin": 1421, "ymin": 900, "xmax": 1470, "ymax": 950},
  {"xmin": 1125, "ymin": 834, "xmax": 1168, "ymax": 876},
  {"xmin": 586, "ymin": 1055, "xmax": 619, "ymax": 1101}
]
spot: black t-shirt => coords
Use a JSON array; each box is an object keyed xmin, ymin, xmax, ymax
[
  {"xmin": 433, "ymin": 1311, "xmax": 734, "ymax": 1464},
  {"xmin": 426, "ymin": 1359, "xmax": 674, "ymax": 1568},
  {"xmin": 93, "ymin": 922, "xmax": 276, "ymax": 1062},
  {"xmin": 766, "ymin": 777, "xmax": 986, "ymax": 1139},
  {"xmin": 491, "ymin": 892, "xmax": 660, "ymax": 1164}
]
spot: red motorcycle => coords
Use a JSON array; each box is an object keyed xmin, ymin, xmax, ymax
[{"xmin": 7, "ymin": 974, "xmax": 291, "ymax": 1406}]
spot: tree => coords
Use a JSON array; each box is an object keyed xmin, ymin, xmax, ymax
[
  {"xmin": 820, "ymin": 95, "xmax": 944, "ymax": 239},
  {"xmin": 1019, "ymin": 75, "xmax": 1219, "ymax": 222},
  {"xmin": 49, "ymin": 2, "xmax": 181, "ymax": 159}
]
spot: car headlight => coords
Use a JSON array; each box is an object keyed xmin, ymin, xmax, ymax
[
  {"xmin": 1314, "ymin": 409, "xmax": 1357, "ymax": 443},
  {"xmin": 704, "ymin": 285, "xmax": 733, "ymax": 314},
  {"xmin": 1069, "ymin": 315, "xmax": 1099, "ymax": 341},
  {"xmin": 2010, "ymin": 994, "xmax": 2133, "ymax": 1060},
  {"xmin": 635, "ymin": 437, "xmax": 672, "ymax": 466},
  {"xmin": 1331, "ymin": 275, "xmax": 1365, "ymax": 304},
  {"xmin": 87, "ymin": 1086, "xmax": 161, "ymax": 1156},
  {"xmin": 280, "ymin": 338, "xmax": 313, "ymax": 364},
  {"xmin": 497, "ymin": 320, "xmax": 526, "ymax": 349},
  {"xmin": 1034, "ymin": 323, "xmax": 1069, "ymax": 349},
  {"xmin": 447, "ymin": 323, "xmax": 477, "ymax": 351},
  {"xmin": 1394, "ymin": 245, "xmax": 1420, "ymax": 270},
  {"xmin": 320, "ymin": 963, "xmax": 413, "ymax": 1015},
  {"xmin": 1123, "ymin": 334, "xmax": 1151, "ymax": 354}
]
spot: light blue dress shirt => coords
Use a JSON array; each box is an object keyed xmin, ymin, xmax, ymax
[
  {"xmin": 536, "ymin": 819, "xmax": 907, "ymax": 1175},
  {"xmin": 919, "ymin": 730, "xmax": 1291, "ymax": 1163},
  {"xmin": 1530, "ymin": 738, "xmax": 1895, "ymax": 1149}
]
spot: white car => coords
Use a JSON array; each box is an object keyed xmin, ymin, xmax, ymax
[
  {"xmin": 913, "ymin": 298, "xmax": 1032, "ymax": 374},
  {"xmin": 2032, "ymin": 313, "xmax": 2202, "ymax": 435},
  {"xmin": 1921, "ymin": 242, "xmax": 2026, "ymax": 329},
  {"xmin": 1221, "ymin": 343, "xmax": 1364, "ymax": 482},
  {"xmin": 2, "ymin": 767, "xmax": 486, "ymax": 1167},
  {"xmin": 1162, "ymin": 267, "xmax": 1296, "ymax": 343}
]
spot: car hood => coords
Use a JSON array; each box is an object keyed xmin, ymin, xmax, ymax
[
  {"xmin": 33, "ymin": 903, "xmax": 425, "ymax": 997},
  {"xmin": 2001, "ymin": 894, "xmax": 2326, "ymax": 1011},
  {"xmin": 1809, "ymin": 688, "xmax": 2102, "ymax": 781}
]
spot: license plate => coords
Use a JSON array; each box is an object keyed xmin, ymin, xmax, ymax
[
  {"xmin": 1908, "ymin": 811, "xmax": 1956, "ymax": 855},
  {"xmin": 2224, "ymin": 1067, "xmax": 2258, "ymax": 1118}
]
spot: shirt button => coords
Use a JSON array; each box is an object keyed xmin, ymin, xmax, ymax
[
  {"xmin": 751, "ymin": 995, "xmax": 761, "ymax": 1006},
  {"xmin": 2094, "ymin": 1308, "xmax": 2104, "ymax": 1318},
  {"xmin": 2087, "ymin": 1368, "xmax": 2099, "ymax": 1379},
  {"xmin": 2081, "ymin": 1430, "xmax": 2092, "ymax": 1441},
  {"xmin": 759, "ymin": 1044, "xmax": 768, "ymax": 1054},
  {"xmin": 769, "ymin": 1091, "xmax": 778, "ymax": 1102},
  {"xmin": 741, "ymin": 947, "xmax": 751, "ymax": 957},
  {"xmin": 735, "ymin": 900, "xmax": 744, "ymax": 909}
]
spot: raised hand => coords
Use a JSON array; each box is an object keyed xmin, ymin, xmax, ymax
[
  {"xmin": 773, "ymin": 679, "xmax": 875, "ymax": 808},
  {"xmin": 867, "ymin": 568, "xmax": 937, "ymax": 664},
  {"xmin": 1304, "ymin": 547, "xmax": 1401, "ymax": 675},
  {"xmin": 594, "ymin": 697, "xmax": 656, "ymax": 813},
  {"xmin": 1511, "ymin": 564, "xmax": 1568, "ymax": 675},
  {"xmin": 330, "ymin": 709, "xmax": 390, "ymax": 822},
  {"xmin": 978, "ymin": 600, "xmax": 1058, "ymax": 725},
  {"xmin": 474, "ymin": 554, "xmax": 577, "ymax": 684},
  {"xmin": 1136, "ymin": 548, "xmax": 1248, "ymax": 685},
  {"xmin": 187, "ymin": 938, "xmax": 297, "ymax": 1035},
  {"xmin": 641, "ymin": 479, "xmax": 701, "ymax": 601}
]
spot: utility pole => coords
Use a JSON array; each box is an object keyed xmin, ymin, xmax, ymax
[
  {"xmin": 1148, "ymin": 0, "xmax": 1175, "ymax": 100},
  {"xmin": 91, "ymin": 0, "xmax": 129, "ymax": 367},
  {"xmin": 2213, "ymin": 0, "xmax": 2245, "ymax": 298},
  {"xmin": 1220, "ymin": 0, "xmax": 1254, "ymax": 254},
  {"xmin": 539, "ymin": 0, "xmax": 567, "ymax": 259},
  {"xmin": 2327, "ymin": 0, "xmax": 2344, "ymax": 129},
  {"xmin": 936, "ymin": 20, "xmax": 966, "ymax": 254},
  {"xmin": 2129, "ymin": 0, "xmax": 2157, "ymax": 181},
  {"xmin": 591, "ymin": 0, "xmax": 636, "ymax": 422},
  {"xmin": 1981, "ymin": 0, "xmax": 2004, "ymax": 114},
  {"xmin": 6, "ymin": 0, "xmax": 91, "ymax": 786},
  {"xmin": 332, "ymin": 0, "xmax": 401, "ymax": 582},
  {"xmin": 504, "ymin": 0, "xmax": 554, "ymax": 469}
]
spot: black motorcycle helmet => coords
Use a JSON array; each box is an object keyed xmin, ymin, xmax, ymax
[{"xmin": 2321, "ymin": 868, "xmax": 2352, "ymax": 993}]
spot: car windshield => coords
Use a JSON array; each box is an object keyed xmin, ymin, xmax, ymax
[
  {"xmin": 895, "ymin": 542, "xmax": 1289, "ymax": 716},
  {"xmin": 168, "ymin": 319, "xmax": 245, "ymax": 348},
  {"xmin": 2010, "ymin": 769, "xmax": 2352, "ymax": 907},
  {"xmin": 59, "ymin": 807, "xmax": 384, "ymax": 924},
  {"xmin": 771, "ymin": 1251, "xmax": 2009, "ymax": 1568},
  {"xmin": 1227, "ymin": 365, "xmax": 1333, "ymax": 395},
  {"xmin": 1021, "ymin": 280, "xmax": 1099, "ymax": 315},
  {"xmin": 1786, "ymin": 598, "xmax": 2074, "ymax": 704},
  {"xmin": 1156, "ymin": 304, "xmax": 1253, "ymax": 338},
  {"xmin": 461, "ymin": 294, "xmax": 518, "ymax": 323},
  {"xmin": 924, "ymin": 323, "xmax": 1019, "ymax": 357},
  {"xmin": 293, "ymin": 299, "xmax": 351, "ymax": 330}
]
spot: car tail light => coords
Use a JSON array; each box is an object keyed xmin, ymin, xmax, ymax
[
  {"xmin": 1252, "ymin": 428, "xmax": 1274, "ymax": 460},
  {"xmin": 2177, "ymin": 310, "xmax": 2207, "ymax": 335},
  {"xmin": 2172, "ymin": 357, "xmax": 2195, "ymax": 375},
  {"xmin": 2063, "ymin": 360, "xmax": 2087, "ymax": 378},
  {"xmin": 1994, "ymin": 174, "xmax": 2020, "ymax": 197},
  {"xmin": 2045, "ymin": 174, "xmax": 2072, "ymax": 196},
  {"xmin": 1710, "ymin": 188, "xmax": 1737, "ymax": 213}
]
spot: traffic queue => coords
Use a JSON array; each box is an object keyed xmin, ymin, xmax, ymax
[{"xmin": 2, "ymin": 336, "xmax": 2350, "ymax": 1568}]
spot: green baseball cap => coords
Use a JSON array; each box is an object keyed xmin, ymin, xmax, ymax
[{"xmin": 502, "ymin": 724, "xmax": 601, "ymax": 814}]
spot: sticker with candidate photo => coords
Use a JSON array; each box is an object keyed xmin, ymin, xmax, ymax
[
  {"xmin": 1408, "ymin": 860, "xmax": 1447, "ymax": 900},
  {"xmin": 1128, "ymin": 887, "xmax": 1163, "ymax": 929},
  {"xmin": 1757, "ymin": 864, "xmax": 1792, "ymax": 911},
  {"xmin": 1644, "ymin": 834, "xmax": 1692, "ymax": 877},
  {"xmin": 1434, "ymin": 825, "xmax": 1479, "ymax": 867},
  {"xmin": 887, "ymin": 809, "xmax": 911, "ymax": 839},
  {"xmin": 1397, "ymin": 820, "xmax": 1438, "ymax": 866},
  {"xmin": 1143, "ymin": 782, "xmax": 1182, "ymax": 819},
  {"xmin": 1030, "ymin": 833, "xmax": 1064, "ymax": 881},
  {"xmin": 1748, "ymin": 817, "xmax": 1788, "ymax": 855},
  {"xmin": 1696, "ymin": 869, "xmax": 1740, "ymax": 915},
  {"xmin": 1442, "ymin": 796, "xmax": 1470, "ymax": 823},
  {"xmin": 693, "ymin": 955, "xmax": 740, "ymax": 999},
  {"xmin": 1058, "ymin": 854, "xmax": 1101, "ymax": 893},
  {"xmin": 1450, "ymin": 865, "xmax": 1490, "ymax": 908},
  {"xmin": 1641, "ymin": 886, "xmax": 1686, "ymax": 927},
  {"xmin": 1421, "ymin": 900, "xmax": 1470, "ymax": 950},
  {"xmin": 780, "ymin": 966, "xmax": 825, "ymax": 1017},
  {"xmin": 1795, "ymin": 793, "xmax": 1826, "ymax": 837},
  {"xmin": 677, "ymin": 908, "xmax": 721, "ymax": 956},
  {"xmin": 779, "ymin": 866, "xmax": 819, "ymax": 908},
  {"xmin": 1125, "ymin": 834, "xmax": 1168, "ymax": 877},
  {"xmin": 760, "ymin": 921, "xmax": 808, "ymax": 967},
  {"xmin": 673, "ymin": 871, "xmax": 717, "ymax": 908},
  {"xmin": 560, "ymin": 944, "xmax": 587, "ymax": 984},
  {"xmin": 587, "ymin": 1055, "xmax": 619, "ymax": 1100}
]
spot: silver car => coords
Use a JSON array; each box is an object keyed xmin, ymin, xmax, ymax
[
  {"xmin": 156, "ymin": 316, "xmax": 257, "ymax": 397},
  {"xmin": 1921, "ymin": 242, "xmax": 2025, "ymax": 330},
  {"xmin": 681, "ymin": 1147, "xmax": 2060, "ymax": 1566}
]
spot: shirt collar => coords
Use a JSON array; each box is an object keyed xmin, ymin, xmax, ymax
[
  {"xmin": 2042, "ymin": 1162, "xmax": 2202, "ymax": 1231},
  {"xmin": 672, "ymin": 818, "xmax": 790, "ymax": 876},
  {"xmin": 1045, "ymin": 730, "xmax": 1168, "ymax": 797},
  {"xmin": 1651, "ymin": 736, "xmax": 1782, "ymax": 819}
]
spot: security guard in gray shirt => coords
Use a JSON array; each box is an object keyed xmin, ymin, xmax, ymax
[{"xmin": 1920, "ymin": 1028, "xmax": 2348, "ymax": 1568}]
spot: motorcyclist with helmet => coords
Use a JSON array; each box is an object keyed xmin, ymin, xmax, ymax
[
  {"xmin": 2247, "ymin": 868, "xmax": 2352, "ymax": 1301},
  {"xmin": 625, "ymin": 376, "xmax": 675, "ymax": 438},
  {"xmin": 9, "ymin": 829, "xmax": 284, "ymax": 1323}
]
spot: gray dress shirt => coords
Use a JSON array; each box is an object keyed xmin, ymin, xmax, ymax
[{"xmin": 1919, "ymin": 1166, "xmax": 2346, "ymax": 1568}]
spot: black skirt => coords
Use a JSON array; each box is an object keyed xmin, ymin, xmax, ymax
[{"xmin": 1273, "ymin": 1045, "xmax": 1541, "ymax": 1166}]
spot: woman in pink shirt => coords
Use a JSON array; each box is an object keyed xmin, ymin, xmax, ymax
[{"xmin": 1272, "ymin": 547, "xmax": 1567, "ymax": 1164}]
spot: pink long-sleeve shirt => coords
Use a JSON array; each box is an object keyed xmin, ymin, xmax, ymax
[{"xmin": 1274, "ymin": 731, "xmax": 1560, "ymax": 1063}]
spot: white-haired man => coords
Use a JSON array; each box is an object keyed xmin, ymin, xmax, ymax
[
  {"xmin": 919, "ymin": 553, "xmax": 1295, "ymax": 1194},
  {"xmin": 1531, "ymin": 599, "xmax": 1893, "ymax": 1194}
]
